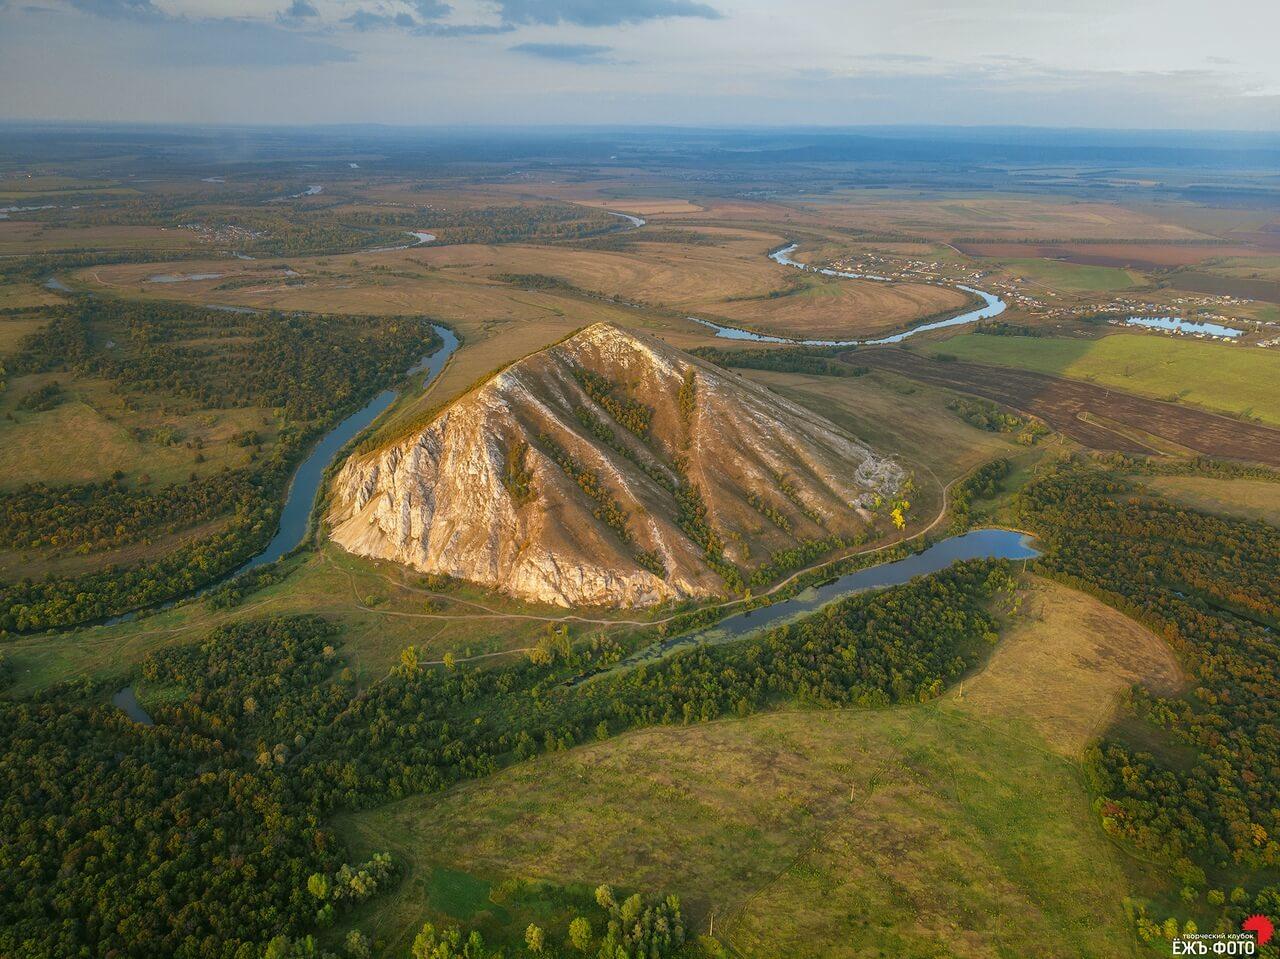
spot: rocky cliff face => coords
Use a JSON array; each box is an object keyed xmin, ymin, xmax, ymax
[{"xmin": 328, "ymin": 323, "xmax": 902, "ymax": 608}]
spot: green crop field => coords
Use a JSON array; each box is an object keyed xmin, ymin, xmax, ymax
[
  {"xmin": 998, "ymin": 257, "xmax": 1145, "ymax": 292},
  {"xmin": 924, "ymin": 332, "xmax": 1280, "ymax": 426}
]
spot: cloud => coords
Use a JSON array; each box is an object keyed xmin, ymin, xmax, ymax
[
  {"xmin": 860, "ymin": 53, "xmax": 933, "ymax": 64},
  {"xmin": 65, "ymin": 0, "xmax": 162, "ymax": 19},
  {"xmin": 341, "ymin": 0, "xmax": 456, "ymax": 32},
  {"xmin": 343, "ymin": 9, "xmax": 410, "ymax": 30},
  {"xmin": 147, "ymin": 18, "xmax": 356, "ymax": 66},
  {"xmin": 409, "ymin": 0, "xmax": 451, "ymax": 17},
  {"xmin": 510, "ymin": 41, "xmax": 612, "ymax": 62},
  {"xmin": 414, "ymin": 21, "xmax": 514, "ymax": 35},
  {"xmin": 279, "ymin": 0, "xmax": 319, "ymax": 19},
  {"xmin": 29, "ymin": 1, "xmax": 355, "ymax": 66},
  {"xmin": 494, "ymin": 0, "xmax": 721, "ymax": 26}
]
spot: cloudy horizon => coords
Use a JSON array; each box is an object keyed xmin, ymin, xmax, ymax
[{"xmin": 1, "ymin": 0, "xmax": 1277, "ymax": 130}]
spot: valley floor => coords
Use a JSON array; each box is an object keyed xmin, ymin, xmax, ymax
[{"xmin": 337, "ymin": 577, "xmax": 1182, "ymax": 958}]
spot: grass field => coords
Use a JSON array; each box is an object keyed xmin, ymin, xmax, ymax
[
  {"xmin": 0, "ymin": 312, "xmax": 50, "ymax": 353},
  {"xmin": 1141, "ymin": 474, "xmax": 1280, "ymax": 527},
  {"xmin": 742, "ymin": 367, "xmax": 1032, "ymax": 482},
  {"xmin": 0, "ymin": 374, "xmax": 274, "ymax": 491},
  {"xmin": 713, "ymin": 270, "xmax": 973, "ymax": 340},
  {"xmin": 922, "ymin": 332, "xmax": 1280, "ymax": 426},
  {"xmin": 0, "ymin": 541, "xmax": 642, "ymax": 696},
  {"xmin": 71, "ymin": 228, "xmax": 987, "ymax": 345},
  {"xmin": 0, "ymin": 282, "xmax": 63, "ymax": 311},
  {"xmin": 571, "ymin": 197, "xmax": 706, "ymax": 215},
  {"xmin": 0, "ymin": 221, "xmax": 209, "ymax": 255},
  {"xmin": 337, "ymin": 578, "xmax": 1180, "ymax": 958},
  {"xmin": 998, "ymin": 257, "xmax": 1145, "ymax": 293}
]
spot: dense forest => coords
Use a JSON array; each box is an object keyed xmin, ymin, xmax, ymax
[
  {"xmin": 946, "ymin": 397, "xmax": 1048, "ymax": 444},
  {"xmin": 7, "ymin": 191, "xmax": 623, "ymax": 263},
  {"xmin": 0, "ymin": 618, "xmax": 353, "ymax": 959},
  {"xmin": 0, "ymin": 298, "xmax": 440, "ymax": 633},
  {"xmin": 0, "ymin": 559, "xmax": 1012, "ymax": 957},
  {"xmin": 1015, "ymin": 463, "xmax": 1280, "ymax": 916},
  {"xmin": 357, "ymin": 202, "xmax": 621, "ymax": 246},
  {"xmin": 691, "ymin": 344, "xmax": 868, "ymax": 378}
]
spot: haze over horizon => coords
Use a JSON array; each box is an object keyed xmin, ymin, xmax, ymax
[{"xmin": 1, "ymin": 0, "xmax": 1277, "ymax": 131}]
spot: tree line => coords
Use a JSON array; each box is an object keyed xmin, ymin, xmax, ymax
[
  {"xmin": 1, "ymin": 297, "xmax": 441, "ymax": 633},
  {"xmin": 1, "ymin": 556, "xmax": 1013, "ymax": 956},
  {"xmin": 1015, "ymin": 462, "xmax": 1279, "ymax": 911}
]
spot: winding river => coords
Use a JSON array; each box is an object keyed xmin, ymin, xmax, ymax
[
  {"xmin": 577, "ymin": 528, "xmax": 1039, "ymax": 682},
  {"xmin": 691, "ymin": 242, "xmax": 1007, "ymax": 346},
  {"xmin": 96, "ymin": 324, "xmax": 457, "ymax": 627},
  {"xmin": 606, "ymin": 211, "xmax": 647, "ymax": 229},
  {"xmin": 232, "ymin": 323, "xmax": 458, "ymax": 576}
]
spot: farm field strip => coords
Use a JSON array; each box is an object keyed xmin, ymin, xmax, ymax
[{"xmin": 851, "ymin": 349, "xmax": 1280, "ymax": 467}]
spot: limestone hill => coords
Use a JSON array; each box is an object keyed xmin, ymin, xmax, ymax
[{"xmin": 328, "ymin": 323, "xmax": 903, "ymax": 607}]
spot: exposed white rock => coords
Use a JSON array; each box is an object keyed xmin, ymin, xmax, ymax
[{"xmin": 328, "ymin": 323, "xmax": 902, "ymax": 608}]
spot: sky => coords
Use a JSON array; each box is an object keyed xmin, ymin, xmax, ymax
[{"xmin": 0, "ymin": 0, "xmax": 1278, "ymax": 129}]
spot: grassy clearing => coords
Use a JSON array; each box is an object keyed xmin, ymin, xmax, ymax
[
  {"xmin": 1140, "ymin": 474, "xmax": 1280, "ymax": 527},
  {"xmin": 337, "ymin": 579, "xmax": 1174, "ymax": 958},
  {"xmin": 923, "ymin": 332, "xmax": 1280, "ymax": 426},
  {"xmin": 939, "ymin": 576, "xmax": 1182, "ymax": 757},
  {"xmin": 0, "ymin": 375, "xmax": 274, "ymax": 490},
  {"xmin": 1, "ymin": 542, "xmax": 641, "ymax": 695},
  {"xmin": 0, "ymin": 313, "xmax": 51, "ymax": 354}
]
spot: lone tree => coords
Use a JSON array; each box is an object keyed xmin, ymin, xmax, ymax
[
  {"xmin": 568, "ymin": 916, "xmax": 592, "ymax": 952},
  {"xmin": 595, "ymin": 884, "xmax": 615, "ymax": 910},
  {"xmin": 524, "ymin": 923, "xmax": 545, "ymax": 954}
]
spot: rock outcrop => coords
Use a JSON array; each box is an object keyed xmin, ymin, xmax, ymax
[{"xmin": 328, "ymin": 323, "xmax": 902, "ymax": 607}]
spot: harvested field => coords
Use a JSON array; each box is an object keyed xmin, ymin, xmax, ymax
[
  {"xmin": 796, "ymin": 193, "xmax": 1210, "ymax": 242},
  {"xmin": 1166, "ymin": 270, "xmax": 1280, "ymax": 303},
  {"xmin": 954, "ymin": 241, "xmax": 1260, "ymax": 269},
  {"xmin": 921, "ymin": 332, "xmax": 1280, "ymax": 426},
  {"xmin": 849, "ymin": 350, "xmax": 1280, "ymax": 467},
  {"xmin": 571, "ymin": 198, "xmax": 705, "ymax": 215}
]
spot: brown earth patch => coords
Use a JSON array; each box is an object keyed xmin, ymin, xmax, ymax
[
  {"xmin": 1165, "ymin": 270, "xmax": 1280, "ymax": 303},
  {"xmin": 849, "ymin": 349, "xmax": 1280, "ymax": 467}
]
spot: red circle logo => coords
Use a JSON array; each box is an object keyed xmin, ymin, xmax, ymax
[{"xmin": 1243, "ymin": 915, "xmax": 1274, "ymax": 946}]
